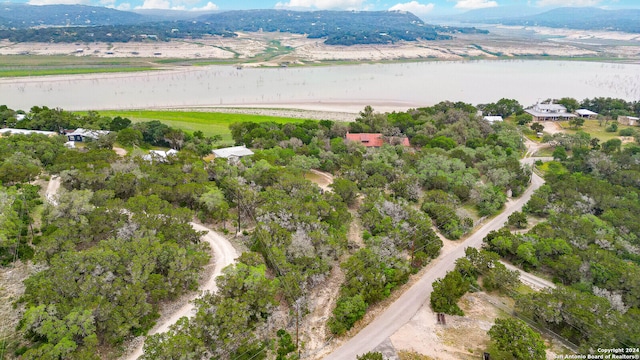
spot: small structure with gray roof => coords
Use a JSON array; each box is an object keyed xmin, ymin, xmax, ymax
[
  {"xmin": 143, "ymin": 149, "xmax": 179, "ymax": 162},
  {"xmin": 212, "ymin": 145, "xmax": 254, "ymax": 163},
  {"xmin": 575, "ymin": 109, "xmax": 598, "ymax": 118},
  {"xmin": 66, "ymin": 128, "xmax": 111, "ymax": 142},
  {"xmin": 483, "ymin": 116, "xmax": 503, "ymax": 124},
  {"xmin": 0, "ymin": 128, "xmax": 57, "ymax": 136}
]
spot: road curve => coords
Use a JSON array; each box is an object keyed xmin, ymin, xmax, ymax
[
  {"xmin": 123, "ymin": 223, "xmax": 238, "ymax": 360},
  {"xmin": 44, "ymin": 177, "xmax": 239, "ymax": 360},
  {"xmin": 324, "ymin": 171, "xmax": 545, "ymax": 360}
]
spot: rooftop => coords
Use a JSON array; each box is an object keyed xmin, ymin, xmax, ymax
[
  {"xmin": 483, "ymin": 116, "xmax": 503, "ymax": 123},
  {"xmin": 0, "ymin": 128, "xmax": 57, "ymax": 136},
  {"xmin": 212, "ymin": 145, "xmax": 254, "ymax": 158},
  {"xmin": 67, "ymin": 128, "xmax": 111, "ymax": 139},
  {"xmin": 346, "ymin": 133, "xmax": 410, "ymax": 147},
  {"xmin": 575, "ymin": 109, "xmax": 598, "ymax": 116}
]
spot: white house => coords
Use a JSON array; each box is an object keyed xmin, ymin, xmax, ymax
[
  {"xmin": 483, "ymin": 116, "xmax": 503, "ymax": 124},
  {"xmin": 66, "ymin": 128, "xmax": 111, "ymax": 142},
  {"xmin": 143, "ymin": 149, "xmax": 179, "ymax": 162},
  {"xmin": 212, "ymin": 146, "xmax": 254, "ymax": 162},
  {"xmin": 525, "ymin": 103, "xmax": 576, "ymax": 122},
  {"xmin": 575, "ymin": 109, "xmax": 598, "ymax": 118},
  {"xmin": 0, "ymin": 128, "xmax": 57, "ymax": 136}
]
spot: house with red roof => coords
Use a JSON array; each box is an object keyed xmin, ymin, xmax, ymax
[{"xmin": 345, "ymin": 133, "xmax": 411, "ymax": 147}]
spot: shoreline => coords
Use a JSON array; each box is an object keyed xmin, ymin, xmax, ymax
[{"xmin": 155, "ymin": 101, "xmax": 422, "ymax": 120}]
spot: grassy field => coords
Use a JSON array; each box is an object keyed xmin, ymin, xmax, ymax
[
  {"xmin": 0, "ymin": 55, "xmax": 161, "ymax": 78},
  {"xmin": 0, "ymin": 67, "xmax": 156, "ymax": 77},
  {"xmin": 88, "ymin": 110, "xmax": 311, "ymax": 143},
  {"xmin": 558, "ymin": 119, "xmax": 637, "ymax": 142}
]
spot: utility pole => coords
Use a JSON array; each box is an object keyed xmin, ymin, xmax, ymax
[{"xmin": 235, "ymin": 183, "xmax": 241, "ymax": 235}]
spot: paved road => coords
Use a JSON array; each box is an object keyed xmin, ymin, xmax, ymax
[
  {"xmin": 500, "ymin": 261, "xmax": 556, "ymax": 291},
  {"xmin": 124, "ymin": 222, "xmax": 238, "ymax": 360},
  {"xmin": 324, "ymin": 171, "xmax": 546, "ymax": 359}
]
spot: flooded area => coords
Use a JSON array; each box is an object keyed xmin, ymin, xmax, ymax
[{"xmin": 2, "ymin": 60, "xmax": 639, "ymax": 112}]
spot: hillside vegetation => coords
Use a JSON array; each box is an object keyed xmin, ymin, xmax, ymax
[
  {"xmin": 1, "ymin": 97, "xmax": 639, "ymax": 358},
  {"xmin": 0, "ymin": 6, "xmax": 486, "ymax": 45}
]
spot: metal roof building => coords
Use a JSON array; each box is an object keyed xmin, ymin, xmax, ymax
[
  {"xmin": 0, "ymin": 128, "xmax": 57, "ymax": 136},
  {"xmin": 212, "ymin": 146, "xmax": 254, "ymax": 159}
]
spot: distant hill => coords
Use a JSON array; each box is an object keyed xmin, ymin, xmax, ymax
[
  {"xmin": 444, "ymin": 6, "xmax": 544, "ymax": 22},
  {"xmin": 0, "ymin": 6, "xmax": 487, "ymax": 45},
  {"xmin": 0, "ymin": 3, "xmax": 145, "ymax": 28},
  {"xmin": 464, "ymin": 7, "xmax": 640, "ymax": 33},
  {"xmin": 197, "ymin": 10, "xmax": 487, "ymax": 45},
  {"xmin": 132, "ymin": 8, "xmax": 219, "ymax": 21}
]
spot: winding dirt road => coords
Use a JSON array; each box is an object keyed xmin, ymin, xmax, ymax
[
  {"xmin": 124, "ymin": 223, "xmax": 238, "ymax": 359},
  {"xmin": 43, "ymin": 176, "xmax": 238, "ymax": 360}
]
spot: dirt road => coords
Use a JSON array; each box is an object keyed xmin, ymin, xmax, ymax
[
  {"xmin": 124, "ymin": 222, "xmax": 238, "ymax": 359},
  {"xmin": 45, "ymin": 175, "xmax": 61, "ymax": 205}
]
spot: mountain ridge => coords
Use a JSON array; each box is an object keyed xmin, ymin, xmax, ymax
[{"xmin": 458, "ymin": 7, "xmax": 640, "ymax": 34}]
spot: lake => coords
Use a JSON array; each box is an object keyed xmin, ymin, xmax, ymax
[{"xmin": 1, "ymin": 60, "xmax": 639, "ymax": 112}]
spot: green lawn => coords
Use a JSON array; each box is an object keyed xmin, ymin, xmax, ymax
[
  {"xmin": 0, "ymin": 55, "xmax": 160, "ymax": 78},
  {"xmin": 0, "ymin": 67, "xmax": 155, "ymax": 77},
  {"xmin": 558, "ymin": 119, "xmax": 637, "ymax": 142},
  {"xmin": 89, "ymin": 110, "xmax": 311, "ymax": 143}
]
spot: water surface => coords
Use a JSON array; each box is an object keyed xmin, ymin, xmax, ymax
[{"xmin": 2, "ymin": 60, "xmax": 638, "ymax": 111}]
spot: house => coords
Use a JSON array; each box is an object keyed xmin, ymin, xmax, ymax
[
  {"xmin": 483, "ymin": 116, "xmax": 503, "ymax": 124},
  {"xmin": 212, "ymin": 146, "xmax": 254, "ymax": 163},
  {"xmin": 345, "ymin": 133, "xmax": 411, "ymax": 147},
  {"xmin": 66, "ymin": 128, "xmax": 110, "ymax": 142},
  {"xmin": 143, "ymin": 149, "xmax": 178, "ymax": 162},
  {"xmin": 0, "ymin": 128, "xmax": 57, "ymax": 136},
  {"xmin": 525, "ymin": 103, "xmax": 576, "ymax": 122},
  {"xmin": 575, "ymin": 109, "xmax": 598, "ymax": 118},
  {"xmin": 618, "ymin": 116, "xmax": 639, "ymax": 126}
]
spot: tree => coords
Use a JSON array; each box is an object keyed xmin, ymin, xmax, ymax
[
  {"xmin": 515, "ymin": 113, "xmax": 533, "ymax": 125},
  {"xmin": 0, "ymin": 152, "xmax": 42, "ymax": 185},
  {"xmin": 557, "ymin": 97, "xmax": 580, "ymax": 113},
  {"xmin": 330, "ymin": 178, "xmax": 359, "ymax": 206},
  {"xmin": 601, "ymin": 138, "xmax": 621, "ymax": 154},
  {"xmin": 117, "ymin": 128, "xmax": 143, "ymax": 147},
  {"xmin": 552, "ymin": 146, "xmax": 567, "ymax": 161},
  {"xmin": 198, "ymin": 187, "xmax": 229, "ymax": 228},
  {"xmin": 568, "ymin": 117, "xmax": 585, "ymax": 129},
  {"xmin": 507, "ymin": 211, "xmax": 528, "ymax": 229},
  {"xmin": 86, "ymin": 132, "xmax": 117, "ymax": 150},
  {"xmin": 430, "ymin": 270, "xmax": 469, "ymax": 315},
  {"xmin": 429, "ymin": 136, "xmax": 456, "ymax": 150},
  {"xmin": 357, "ymin": 352, "xmax": 384, "ymax": 360},
  {"xmin": 328, "ymin": 295, "xmax": 367, "ymax": 335},
  {"xmin": 275, "ymin": 329, "xmax": 297, "ymax": 360},
  {"xmin": 488, "ymin": 318, "xmax": 546, "ymax": 360},
  {"xmin": 530, "ymin": 122, "xmax": 544, "ymax": 133},
  {"xmin": 109, "ymin": 116, "xmax": 131, "ymax": 131}
]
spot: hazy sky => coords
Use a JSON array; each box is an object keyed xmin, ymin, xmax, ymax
[{"xmin": 9, "ymin": 0, "xmax": 640, "ymax": 15}]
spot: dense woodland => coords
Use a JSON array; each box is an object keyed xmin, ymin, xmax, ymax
[
  {"xmin": 429, "ymin": 103, "xmax": 640, "ymax": 357},
  {"xmin": 1, "ymin": 96, "xmax": 639, "ymax": 358},
  {"xmin": 0, "ymin": 6, "xmax": 486, "ymax": 45}
]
